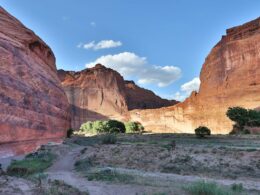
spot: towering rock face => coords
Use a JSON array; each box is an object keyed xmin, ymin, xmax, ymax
[
  {"xmin": 131, "ymin": 17, "xmax": 260, "ymax": 134},
  {"xmin": 58, "ymin": 65, "xmax": 177, "ymax": 129},
  {"xmin": 58, "ymin": 64, "xmax": 129, "ymax": 129},
  {"xmin": 0, "ymin": 7, "xmax": 71, "ymax": 145},
  {"xmin": 125, "ymin": 80, "xmax": 178, "ymax": 110}
]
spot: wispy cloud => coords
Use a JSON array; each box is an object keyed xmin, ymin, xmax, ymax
[
  {"xmin": 78, "ymin": 40, "xmax": 122, "ymax": 50},
  {"xmin": 173, "ymin": 77, "xmax": 201, "ymax": 101},
  {"xmin": 85, "ymin": 52, "xmax": 181, "ymax": 87}
]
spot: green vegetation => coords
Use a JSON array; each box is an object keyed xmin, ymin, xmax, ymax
[
  {"xmin": 195, "ymin": 126, "xmax": 211, "ymax": 138},
  {"xmin": 79, "ymin": 120, "xmax": 144, "ymax": 134},
  {"xmin": 7, "ymin": 150, "xmax": 55, "ymax": 177},
  {"xmin": 227, "ymin": 107, "xmax": 260, "ymax": 134},
  {"xmin": 125, "ymin": 121, "xmax": 144, "ymax": 133},
  {"xmin": 106, "ymin": 120, "xmax": 126, "ymax": 133},
  {"xmin": 43, "ymin": 180, "xmax": 89, "ymax": 195},
  {"xmin": 86, "ymin": 168, "xmax": 134, "ymax": 183},
  {"xmin": 75, "ymin": 158, "xmax": 94, "ymax": 172},
  {"xmin": 101, "ymin": 133, "xmax": 117, "ymax": 144},
  {"xmin": 231, "ymin": 183, "xmax": 243, "ymax": 193},
  {"xmin": 79, "ymin": 120, "xmax": 126, "ymax": 134},
  {"xmin": 67, "ymin": 128, "xmax": 74, "ymax": 138},
  {"xmin": 184, "ymin": 181, "xmax": 243, "ymax": 195}
]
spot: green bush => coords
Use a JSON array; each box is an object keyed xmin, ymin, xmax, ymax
[
  {"xmin": 184, "ymin": 181, "xmax": 239, "ymax": 195},
  {"xmin": 125, "ymin": 121, "xmax": 144, "ymax": 133},
  {"xmin": 195, "ymin": 126, "xmax": 211, "ymax": 138},
  {"xmin": 226, "ymin": 107, "xmax": 249, "ymax": 128},
  {"xmin": 87, "ymin": 168, "xmax": 134, "ymax": 183},
  {"xmin": 226, "ymin": 107, "xmax": 260, "ymax": 134},
  {"xmin": 7, "ymin": 151, "xmax": 55, "ymax": 177},
  {"xmin": 231, "ymin": 183, "xmax": 243, "ymax": 193},
  {"xmin": 101, "ymin": 134, "xmax": 117, "ymax": 144},
  {"xmin": 67, "ymin": 128, "xmax": 74, "ymax": 138},
  {"xmin": 106, "ymin": 120, "xmax": 126, "ymax": 133},
  {"xmin": 79, "ymin": 120, "xmax": 126, "ymax": 134}
]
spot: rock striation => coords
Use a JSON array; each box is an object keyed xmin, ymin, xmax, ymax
[
  {"xmin": 125, "ymin": 80, "xmax": 178, "ymax": 110},
  {"xmin": 58, "ymin": 64, "xmax": 177, "ymax": 129},
  {"xmin": 130, "ymin": 17, "xmax": 260, "ymax": 134},
  {"xmin": 0, "ymin": 7, "xmax": 71, "ymax": 145}
]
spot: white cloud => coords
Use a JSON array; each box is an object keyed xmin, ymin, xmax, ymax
[
  {"xmin": 172, "ymin": 77, "xmax": 201, "ymax": 101},
  {"xmin": 85, "ymin": 52, "xmax": 181, "ymax": 87},
  {"xmin": 79, "ymin": 40, "xmax": 122, "ymax": 50},
  {"xmin": 173, "ymin": 92, "xmax": 186, "ymax": 101},
  {"xmin": 181, "ymin": 77, "xmax": 200, "ymax": 94}
]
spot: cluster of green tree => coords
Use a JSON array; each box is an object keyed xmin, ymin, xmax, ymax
[
  {"xmin": 194, "ymin": 107, "xmax": 260, "ymax": 138},
  {"xmin": 226, "ymin": 107, "xmax": 260, "ymax": 134},
  {"xmin": 79, "ymin": 120, "xmax": 144, "ymax": 134}
]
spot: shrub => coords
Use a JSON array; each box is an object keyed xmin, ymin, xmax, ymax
[
  {"xmin": 125, "ymin": 121, "xmax": 144, "ymax": 133},
  {"xmin": 87, "ymin": 168, "xmax": 134, "ymax": 183},
  {"xmin": 231, "ymin": 183, "xmax": 243, "ymax": 193},
  {"xmin": 7, "ymin": 151, "xmax": 55, "ymax": 177},
  {"xmin": 184, "ymin": 181, "xmax": 238, "ymax": 195},
  {"xmin": 226, "ymin": 107, "xmax": 249, "ymax": 127},
  {"xmin": 195, "ymin": 126, "xmax": 211, "ymax": 138},
  {"xmin": 79, "ymin": 121, "xmax": 94, "ymax": 133},
  {"xmin": 106, "ymin": 120, "xmax": 126, "ymax": 133},
  {"xmin": 79, "ymin": 121, "xmax": 108, "ymax": 134},
  {"xmin": 226, "ymin": 107, "xmax": 260, "ymax": 134},
  {"xmin": 101, "ymin": 134, "xmax": 117, "ymax": 144},
  {"xmin": 67, "ymin": 128, "xmax": 74, "ymax": 138},
  {"xmin": 45, "ymin": 180, "xmax": 89, "ymax": 195}
]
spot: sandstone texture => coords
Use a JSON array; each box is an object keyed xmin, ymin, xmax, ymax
[
  {"xmin": 0, "ymin": 7, "xmax": 71, "ymax": 144},
  {"xmin": 125, "ymin": 80, "xmax": 178, "ymax": 110},
  {"xmin": 58, "ymin": 64, "xmax": 176, "ymax": 129},
  {"xmin": 58, "ymin": 64, "xmax": 129, "ymax": 129},
  {"xmin": 130, "ymin": 17, "xmax": 260, "ymax": 134}
]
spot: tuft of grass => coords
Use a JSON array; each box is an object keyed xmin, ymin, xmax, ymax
[
  {"xmin": 74, "ymin": 158, "xmax": 94, "ymax": 172},
  {"xmin": 43, "ymin": 180, "xmax": 89, "ymax": 195},
  {"xmin": 231, "ymin": 183, "xmax": 243, "ymax": 193},
  {"xmin": 184, "ymin": 181, "xmax": 243, "ymax": 195},
  {"xmin": 7, "ymin": 151, "xmax": 55, "ymax": 177},
  {"xmin": 86, "ymin": 168, "xmax": 134, "ymax": 183},
  {"xmin": 101, "ymin": 133, "xmax": 117, "ymax": 144}
]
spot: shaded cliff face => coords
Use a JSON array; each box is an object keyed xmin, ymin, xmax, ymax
[
  {"xmin": 0, "ymin": 7, "xmax": 71, "ymax": 145},
  {"xmin": 58, "ymin": 65, "xmax": 176, "ymax": 129},
  {"xmin": 58, "ymin": 64, "xmax": 129, "ymax": 129},
  {"xmin": 131, "ymin": 17, "xmax": 260, "ymax": 134},
  {"xmin": 125, "ymin": 80, "xmax": 178, "ymax": 110}
]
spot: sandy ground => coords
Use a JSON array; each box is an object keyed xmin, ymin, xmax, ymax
[{"xmin": 1, "ymin": 134, "xmax": 260, "ymax": 195}]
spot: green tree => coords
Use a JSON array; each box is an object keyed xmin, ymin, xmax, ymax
[{"xmin": 195, "ymin": 126, "xmax": 211, "ymax": 138}]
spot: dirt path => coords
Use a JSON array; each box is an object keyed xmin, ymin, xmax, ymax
[
  {"xmin": 46, "ymin": 146, "xmax": 260, "ymax": 195},
  {"xmin": 46, "ymin": 147, "xmax": 169, "ymax": 195}
]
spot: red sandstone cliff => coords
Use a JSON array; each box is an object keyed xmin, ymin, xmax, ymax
[
  {"xmin": 58, "ymin": 64, "xmax": 129, "ymax": 129},
  {"xmin": 125, "ymin": 80, "xmax": 178, "ymax": 110},
  {"xmin": 130, "ymin": 17, "xmax": 260, "ymax": 134},
  {"xmin": 58, "ymin": 65, "xmax": 177, "ymax": 129},
  {"xmin": 0, "ymin": 7, "xmax": 71, "ymax": 144}
]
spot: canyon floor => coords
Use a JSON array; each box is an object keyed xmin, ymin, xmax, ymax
[{"xmin": 1, "ymin": 134, "xmax": 260, "ymax": 195}]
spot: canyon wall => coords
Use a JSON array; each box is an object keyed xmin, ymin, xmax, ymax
[
  {"xmin": 0, "ymin": 7, "xmax": 71, "ymax": 144},
  {"xmin": 58, "ymin": 64, "xmax": 129, "ymax": 129},
  {"xmin": 125, "ymin": 80, "xmax": 178, "ymax": 110},
  {"xmin": 58, "ymin": 64, "xmax": 177, "ymax": 129},
  {"xmin": 130, "ymin": 17, "xmax": 260, "ymax": 134}
]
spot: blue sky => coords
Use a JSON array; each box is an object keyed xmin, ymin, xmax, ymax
[{"xmin": 1, "ymin": 0, "xmax": 260, "ymax": 100}]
